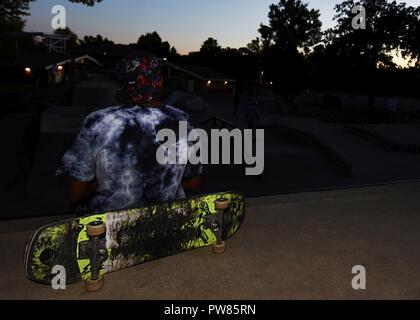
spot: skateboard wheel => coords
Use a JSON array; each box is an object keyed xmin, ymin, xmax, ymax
[
  {"xmin": 212, "ymin": 241, "xmax": 226, "ymax": 254},
  {"xmin": 215, "ymin": 198, "xmax": 229, "ymax": 210},
  {"xmin": 86, "ymin": 221, "xmax": 106, "ymax": 237},
  {"xmin": 85, "ymin": 276, "xmax": 105, "ymax": 292}
]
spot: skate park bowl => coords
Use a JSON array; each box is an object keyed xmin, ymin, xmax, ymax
[
  {"xmin": 25, "ymin": 106, "xmax": 89, "ymax": 209},
  {"xmin": 164, "ymin": 90, "xmax": 207, "ymax": 114},
  {"xmin": 72, "ymin": 80, "xmax": 118, "ymax": 108},
  {"xmin": 24, "ymin": 78, "xmax": 119, "ymax": 214}
]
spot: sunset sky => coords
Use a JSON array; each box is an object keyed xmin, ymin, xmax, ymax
[{"xmin": 25, "ymin": 0, "xmax": 419, "ymax": 59}]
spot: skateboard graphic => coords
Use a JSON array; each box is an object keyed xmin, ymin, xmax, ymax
[{"xmin": 24, "ymin": 191, "xmax": 245, "ymax": 291}]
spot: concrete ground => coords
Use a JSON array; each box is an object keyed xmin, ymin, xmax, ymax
[{"xmin": 1, "ymin": 182, "xmax": 420, "ymax": 300}]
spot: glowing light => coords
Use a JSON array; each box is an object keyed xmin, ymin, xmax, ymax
[
  {"xmin": 224, "ymin": 81, "xmax": 228, "ymax": 85},
  {"xmin": 270, "ymin": 81, "xmax": 273, "ymax": 85},
  {"xmin": 57, "ymin": 65, "xmax": 63, "ymax": 71},
  {"xmin": 207, "ymin": 80, "xmax": 212, "ymax": 86},
  {"xmin": 25, "ymin": 67, "xmax": 31, "ymax": 73}
]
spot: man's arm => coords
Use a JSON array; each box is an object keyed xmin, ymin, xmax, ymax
[{"xmin": 67, "ymin": 177, "xmax": 98, "ymax": 208}]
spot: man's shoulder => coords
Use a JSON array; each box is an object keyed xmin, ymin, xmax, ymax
[
  {"xmin": 81, "ymin": 104, "xmax": 190, "ymax": 131},
  {"xmin": 163, "ymin": 105, "xmax": 189, "ymax": 121},
  {"xmin": 82, "ymin": 105, "xmax": 123, "ymax": 129}
]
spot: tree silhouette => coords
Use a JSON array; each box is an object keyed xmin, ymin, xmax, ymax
[
  {"xmin": 0, "ymin": 0, "xmax": 36, "ymax": 56},
  {"xmin": 79, "ymin": 34, "xmax": 114, "ymax": 47},
  {"xmin": 259, "ymin": 0, "xmax": 322, "ymax": 54},
  {"xmin": 401, "ymin": 5, "xmax": 420, "ymax": 67},
  {"xmin": 247, "ymin": 37, "xmax": 262, "ymax": 55},
  {"xmin": 329, "ymin": 0, "xmax": 419, "ymax": 108},
  {"xmin": 184, "ymin": 39, "xmax": 257, "ymax": 84},
  {"xmin": 200, "ymin": 38, "xmax": 222, "ymax": 56},
  {"xmin": 54, "ymin": 27, "xmax": 78, "ymax": 49},
  {"xmin": 0, "ymin": 0, "xmax": 32, "ymax": 19},
  {"xmin": 256, "ymin": 0, "xmax": 322, "ymax": 98},
  {"xmin": 136, "ymin": 31, "xmax": 171, "ymax": 58},
  {"xmin": 0, "ymin": 0, "xmax": 33, "ymax": 49},
  {"xmin": 67, "ymin": 0, "xmax": 102, "ymax": 5}
]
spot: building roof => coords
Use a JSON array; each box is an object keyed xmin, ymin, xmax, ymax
[
  {"xmin": 71, "ymin": 45, "xmax": 143, "ymax": 58},
  {"xmin": 72, "ymin": 46, "xmax": 234, "ymax": 81},
  {"xmin": 12, "ymin": 32, "xmax": 69, "ymax": 39},
  {"xmin": 0, "ymin": 51, "xmax": 102, "ymax": 70},
  {"xmin": 167, "ymin": 63, "xmax": 235, "ymax": 82}
]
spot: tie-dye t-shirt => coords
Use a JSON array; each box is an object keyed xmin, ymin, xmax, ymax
[{"xmin": 57, "ymin": 104, "xmax": 202, "ymax": 213}]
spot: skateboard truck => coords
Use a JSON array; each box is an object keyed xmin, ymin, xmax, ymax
[
  {"xmin": 207, "ymin": 197, "xmax": 229, "ymax": 254},
  {"xmin": 84, "ymin": 221, "xmax": 106, "ymax": 292}
]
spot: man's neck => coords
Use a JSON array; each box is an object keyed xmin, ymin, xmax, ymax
[{"xmin": 142, "ymin": 99, "xmax": 164, "ymax": 107}]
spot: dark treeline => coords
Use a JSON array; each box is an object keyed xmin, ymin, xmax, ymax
[{"xmin": 1, "ymin": 0, "xmax": 420, "ymax": 100}]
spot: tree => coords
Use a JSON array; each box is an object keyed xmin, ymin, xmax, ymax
[
  {"xmin": 79, "ymin": 34, "xmax": 114, "ymax": 47},
  {"xmin": 0, "ymin": 0, "xmax": 33, "ymax": 53},
  {"xmin": 168, "ymin": 46, "xmax": 180, "ymax": 60},
  {"xmin": 67, "ymin": 0, "xmax": 103, "ymax": 5},
  {"xmin": 0, "ymin": 0, "xmax": 32, "ymax": 20},
  {"xmin": 256, "ymin": 0, "xmax": 322, "ymax": 97},
  {"xmin": 328, "ymin": 0, "xmax": 419, "ymax": 107},
  {"xmin": 54, "ymin": 27, "xmax": 78, "ymax": 49},
  {"xmin": 0, "ymin": 0, "xmax": 33, "ymax": 34},
  {"xmin": 184, "ymin": 41, "xmax": 258, "ymax": 83},
  {"xmin": 401, "ymin": 6, "xmax": 420, "ymax": 67},
  {"xmin": 247, "ymin": 37, "xmax": 262, "ymax": 55},
  {"xmin": 259, "ymin": 0, "xmax": 322, "ymax": 54},
  {"xmin": 200, "ymin": 37, "xmax": 222, "ymax": 56},
  {"xmin": 136, "ymin": 31, "xmax": 172, "ymax": 58}
]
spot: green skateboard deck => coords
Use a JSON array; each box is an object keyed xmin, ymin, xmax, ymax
[{"xmin": 24, "ymin": 191, "xmax": 245, "ymax": 288}]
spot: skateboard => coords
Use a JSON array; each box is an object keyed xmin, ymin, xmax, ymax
[{"xmin": 24, "ymin": 191, "xmax": 245, "ymax": 291}]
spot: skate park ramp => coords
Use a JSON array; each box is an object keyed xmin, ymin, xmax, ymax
[
  {"xmin": 23, "ymin": 79, "xmax": 119, "ymax": 217},
  {"xmin": 24, "ymin": 107, "xmax": 89, "ymax": 216},
  {"xmin": 344, "ymin": 123, "xmax": 420, "ymax": 153},
  {"xmin": 0, "ymin": 113, "xmax": 39, "ymax": 191},
  {"xmin": 257, "ymin": 117, "xmax": 420, "ymax": 183},
  {"xmin": 40, "ymin": 105, "xmax": 94, "ymax": 134},
  {"xmin": 251, "ymin": 97, "xmax": 288, "ymax": 127},
  {"xmin": 71, "ymin": 80, "xmax": 118, "ymax": 107},
  {"xmin": 164, "ymin": 90, "xmax": 207, "ymax": 114}
]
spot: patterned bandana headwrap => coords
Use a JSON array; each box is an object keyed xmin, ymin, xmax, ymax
[{"xmin": 116, "ymin": 52, "xmax": 162, "ymax": 105}]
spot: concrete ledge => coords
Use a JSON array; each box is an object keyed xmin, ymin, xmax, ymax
[
  {"xmin": 344, "ymin": 125, "xmax": 420, "ymax": 154},
  {"xmin": 261, "ymin": 124, "xmax": 353, "ymax": 176},
  {"xmin": 246, "ymin": 180, "xmax": 420, "ymax": 208}
]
